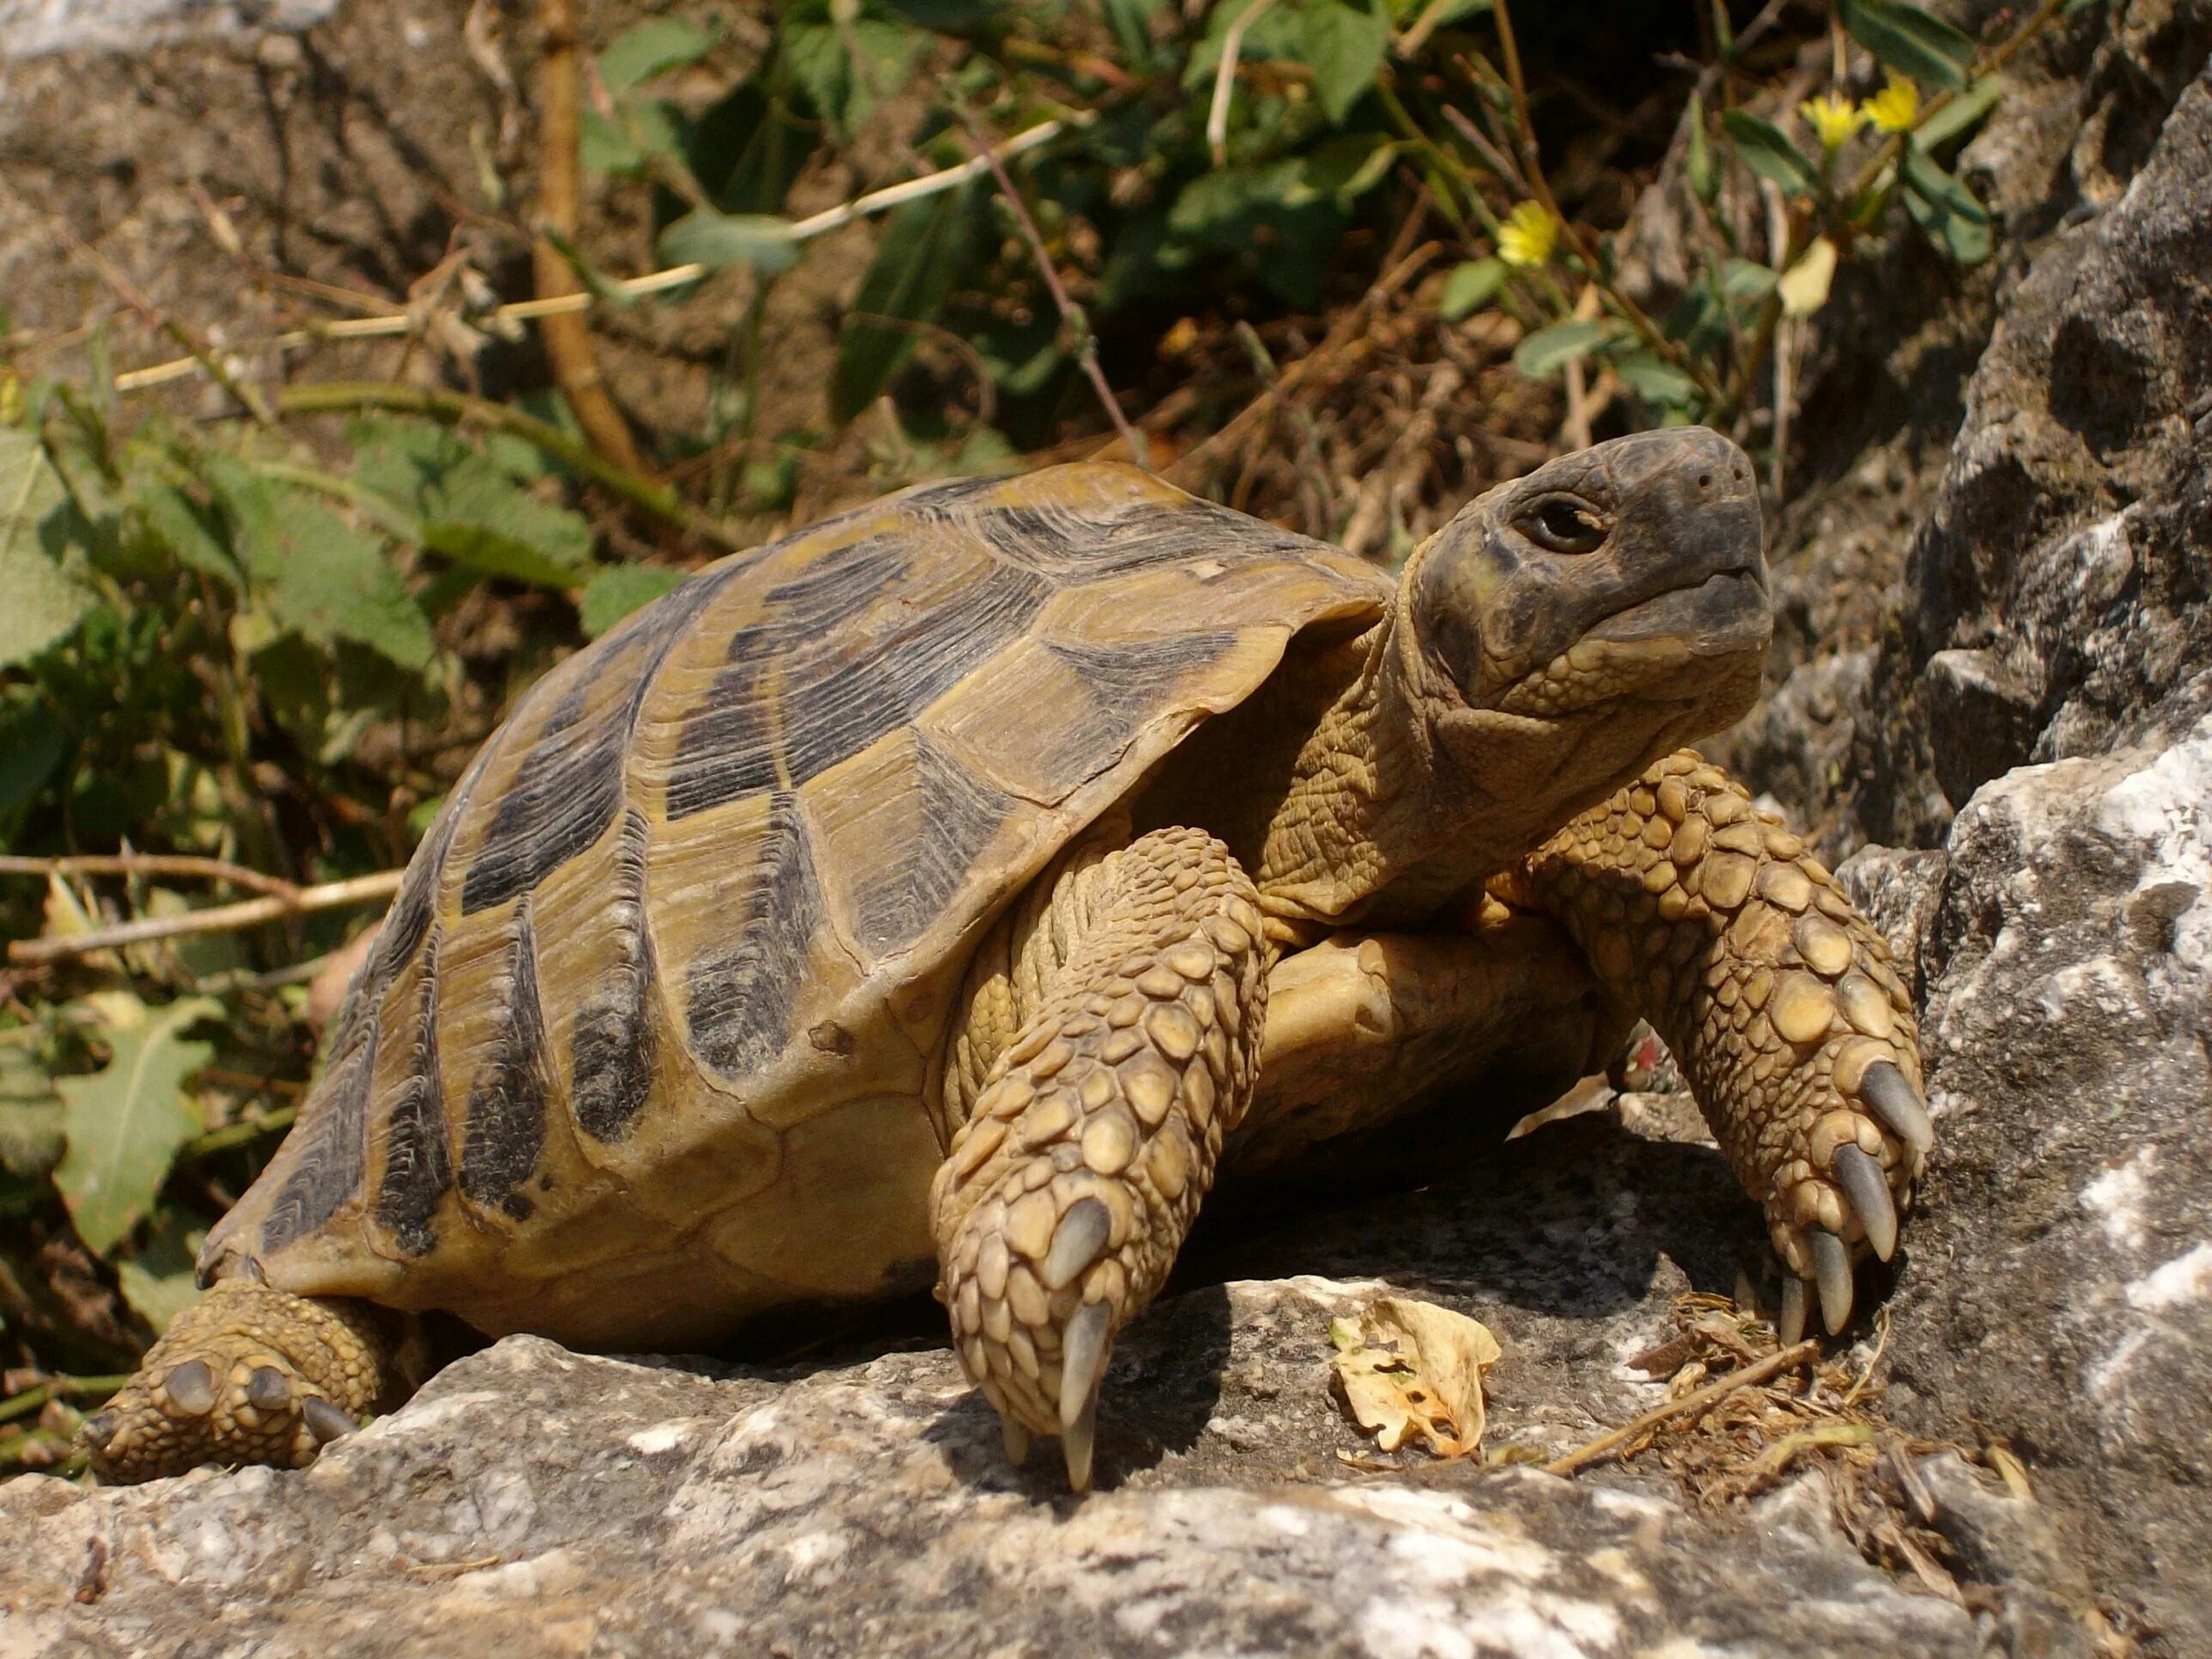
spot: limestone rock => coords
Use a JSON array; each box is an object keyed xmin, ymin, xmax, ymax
[
  {"xmin": 1878, "ymin": 718, "xmax": 2212, "ymax": 1653},
  {"xmin": 4, "ymin": 1290, "xmax": 1991, "ymax": 1659}
]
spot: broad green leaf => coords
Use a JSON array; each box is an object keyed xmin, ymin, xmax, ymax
[
  {"xmin": 1438, "ymin": 257, "xmax": 1506, "ymax": 319},
  {"xmin": 580, "ymin": 106, "xmax": 647, "ymax": 173},
  {"xmin": 781, "ymin": 2, "xmax": 925, "ymax": 136},
  {"xmin": 1722, "ymin": 111, "xmax": 1819, "ymax": 195},
  {"xmin": 53, "ymin": 995, "xmax": 220, "ymax": 1255},
  {"xmin": 834, "ymin": 181, "xmax": 980, "ymax": 422},
  {"xmin": 117, "ymin": 1209, "xmax": 206, "ymax": 1334},
  {"xmin": 1901, "ymin": 143, "xmax": 1992, "ymax": 264},
  {"xmin": 0, "ymin": 428, "xmax": 95, "ymax": 667},
  {"xmin": 598, "ymin": 16, "xmax": 717, "ymax": 94},
  {"xmin": 1838, "ymin": 0, "xmax": 1974, "ymax": 91},
  {"xmin": 1612, "ymin": 350, "xmax": 1699, "ymax": 407},
  {"xmin": 134, "ymin": 479, "xmax": 242, "ymax": 588},
  {"xmin": 1297, "ymin": 0, "xmax": 1389, "ymax": 125},
  {"xmin": 657, "ymin": 209, "xmax": 803, "ymax": 275},
  {"xmin": 1512, "ymin": 318, "xmax": 1607, "ymax": 380},
  {"xmin": 349, "ymin": 420, "xmax": 594, "ymax": 590},
  {"xmin": 202, "ymin": 457, "xmax": 434, "ymax": 670},
  {"xmin": 1917, "ymin": 76, "xmax": 2002, "ymax": 149},
  {"xmin": 580, "ymin": 565, "xmax": 688, "ymax": 638}
]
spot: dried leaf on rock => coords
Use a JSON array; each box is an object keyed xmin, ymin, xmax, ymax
[{"xmin": 1328, "ymin": 1295, "xmax": 1500, "ymax": 1456}]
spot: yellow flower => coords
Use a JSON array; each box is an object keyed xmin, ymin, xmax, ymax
[
  {"xmin": 1800, "ymin": 92, "xmax": 1864, "ymax": 152},
  {"xmin": 1497, "ymin": 201, "xmax": 1559, "ymax": 269},
  {"xmin": 1862, "ymin": 75, "xmax": 1920, "ymax": 135}
]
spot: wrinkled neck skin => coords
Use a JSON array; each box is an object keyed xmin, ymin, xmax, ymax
[{"xmin": 1253, "ymin": 602, "xmax": 1744, "ymax": 933}]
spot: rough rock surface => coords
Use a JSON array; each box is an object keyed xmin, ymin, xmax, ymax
[
  {"xmin": 1838, "ymin": 719, "xmax": 2212, "ymax": 1655},
  {"xmin": 3, "ymin": 1296, "xmax": 1994, "ymax": 1659}
]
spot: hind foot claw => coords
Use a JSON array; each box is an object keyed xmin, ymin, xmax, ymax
[{"xmin": 82, "ymin": 1279, "xmax": 399, "ymax": 1483}]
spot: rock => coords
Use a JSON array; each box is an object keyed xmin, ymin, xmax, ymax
[
  {"xmin": 0, "ymin": 0, "xmax": 336, "ymax": 60},
  {"xmin": 4, "ymin": 1291, "xmax": 1994, "ymax": 1659},
  {"xmin": 1875, "ymin": 717, "xmax": 2212, "ymax": 1654}
]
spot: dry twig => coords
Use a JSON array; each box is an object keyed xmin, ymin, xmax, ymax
[
  {"xmin": 0, "ymin": 854, "xmax": 295, "ymax": 899},
  {"xmin": 533, "ymin": 0, "xmax": 654, "ymax": 478},
  {"xmin": 958, "ymin": 107, "xmax": 1146, "ymax": 468},
  {"xmin": 1546, "ymin": 1338, "xmax": 1821, "ymax": 1477},
  {"xmin": 9, "ymin": 871, "xmax": 405, "ymax": 968}
]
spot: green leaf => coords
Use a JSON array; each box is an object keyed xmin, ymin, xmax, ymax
[
  {"xmin": 1917, "ymin": 75, "xmax": 2002, "ymax": 150},
  {"xmin": 1686, "ymin": 92, "xmax": 1718, "ymax": 203},
  {"xmin": 0, "ymin": 696, "xmax": 67, "ymax": 837},
  {"xmin": 1438, "ymin": 257, "xmax": 1506, "ymax": 320},
  {"xmin": 1297, "ymin": 0, "xmax": 1389, "ymax": 125},
  {"xmin": 1900, "ymin": 143, "xmax": 1991, "ymax": 264},
  {"xmin": 781, "ymin": 2, "xmax": 925, "ymax": 136},
  {"xmin": 1721, "ymin": 111, "xmax": 1819, "ymax": 195},
  {"xmin": 117, "ymin": 1208, "xmax": 206, "ymax": 1334},
  {"xmin": 1512, "ymin": 318, "xmax": 1607, "ymax": 380},
  {"xmin": 688, "ymin": 83, "xmax": 820, "ymax": 214},
  {"xmin": 1720, "ymin": 257, "xmax": 1779, "ymax": 301},
  {"xmin": 580, "ymin": 565, "xmax": 688, "ymax": 638},
  {"xmin": 598, "ymin": 16, "xmax": 717, "ymax": 94},
  {"xmin": 0, "ymin": 1045, "xmax": 64, "ymax": 1182},
  {"xmin": 1612, "ymin": 350, "xmax": 1699, "ymax": 407},
  {"xmin": 1838, "ymin": 0, "xmax": 1974, "ymax": 91},
  {"xmin": 0, "ymin": 428, "xmax": 95, "ymax": 667},
  {"xmin": 349, "ymin": 421, "xmax": 594, "ymax": 590},
  {"xmin": 134, "ymin": 479, "xmax": 243, "ymax": 588},
  {"xmin": 657, "ymin": 208, "xmax": 803, "ymax": 275},
  {"xmin": 834, "ymin": 181, "xmax": 980, "ymax": 422},
  {"xmin": 53, "ymin": 995, "xmax": 220, "ymax": 1255},
  {"xmin": 202, "ymin": 457, "xmax": 434, "ymax": 670}
]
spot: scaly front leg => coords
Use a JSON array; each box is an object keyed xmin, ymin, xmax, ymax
[
  {"xmin": 1497, "ymin": 750, "xmax": 1934, "ymax": 1341},
  {"xmin": 931, "ymin": 827, "xmax": 1268, "ymax": 1492}
]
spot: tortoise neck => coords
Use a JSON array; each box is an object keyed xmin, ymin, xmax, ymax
[
  {"xmin": 1252, "ymin": 610, "xmax": 1477, "ymax": 927},
  {"xmin": 1252, "ymin": 603, "xmax": 1638, "ymax": 931}
]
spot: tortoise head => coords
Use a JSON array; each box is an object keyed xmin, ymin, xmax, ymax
[{"xmin": 1400, "ymin": 427, "xmax": 1770, "ymax": 780}]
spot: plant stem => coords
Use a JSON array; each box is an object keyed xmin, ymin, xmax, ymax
[
  {"xmin": 1487, "ymin": 0, "xmax": 1727, "ymax": 410},
  {"xmin": 1546, "ymin": 1339, "xmax": 1820, "ymax": 1476},
  {"xmin": 0, "ymin": 1374, "xmax": 131, "ymax": 1426},
  {"xmin": 0, "ymin": 854, "xmax": 295, "ymax": 900},
  {"xmin": 533, "ymin": 0, "xmax": 654, "ymax": 479},
  {"xmin": 270, "ymin": 382, "xmax": 748, "ymax": 550},
  {"xmin": 957, "ymin": 107, "xmax": 1147, "ymax": 469},
  {"xmin": 9, "ymin": 871, "xmax": 406, "ymax": 968}
]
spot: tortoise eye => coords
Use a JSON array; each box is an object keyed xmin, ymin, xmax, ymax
[{"xmin": 1520, "ymin": 495, "xmax": 1609, "ymax": 555}]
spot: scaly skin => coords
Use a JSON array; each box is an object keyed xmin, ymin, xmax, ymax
[
  {"xmin": 930, "ymin": 826, "xmax": 1268, "ymax": 1490},
  {"xmin": 1496, "ymin": 750, "xmax": 1929, "ymax": 1337},
  {"xmin": 80, "ymin": 1279, "xmax": 419, "ymax": 1480}
]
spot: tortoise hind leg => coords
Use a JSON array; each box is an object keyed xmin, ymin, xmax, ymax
[
  {"xmin": 80, "ymin": 1279, "xmax": 423, "ymax": 1483},
  {"xmin": 930, "ymin": 826, "xmax": 1269, "ymax": 1492}
]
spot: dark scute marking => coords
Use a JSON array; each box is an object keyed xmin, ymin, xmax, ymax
[
  {"xmin": 1046, "ymin": 632, "xmax": 1244, "ymax": 730},
  {"xmin": 260, "ymin": 1024, "xmax": 374, "ymax": 1255},
  {"xmin": 325, "ymin": 800, "xmax": 461, "ymax": 1059},
  {"xmin": 849, "ymin": 735, "xmax": 1011, "ymax": 959},
  {"xmin": 459, "ymin": 903, "xmax": 550, "ymax": 1221},
  {"xmin": 374, "ymin": 934, "xmax": 452, "ymax": 1256},
  {"xmin": 782, "ymin": 562, "xmax": 1047, "ymax": 783},
  {"xmin": 570, "ymin": 810, "xmax": 659, "ymax": 1141},
  {"xmin": 979, "ymin": 497, "xmax": 1319, "ymax": 580},
  {"xmin": 666, "ymin": 539, "xmax": 912, "ymax": 819},
  {"xmin": 667, "ymin": 544, "xmax": 1048, "ymax": 818},
  {"xmin": 686, "ymin": 793, "xmax": 823, "ymax": 1080},
  {"xmin": 462, "ymin": 573, "xmax": 727, "ymax": 915}
]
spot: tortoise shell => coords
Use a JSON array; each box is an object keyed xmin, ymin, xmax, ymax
[{"xmin": 204, "ymin": 465, "xmax": 1389, "ymax": 1346}]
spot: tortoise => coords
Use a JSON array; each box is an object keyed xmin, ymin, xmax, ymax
[{"xmin": 84, "ymin": 427, "xmax": 1933, "ymax": 1491}]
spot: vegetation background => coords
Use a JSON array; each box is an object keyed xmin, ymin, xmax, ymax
[{"xmin": 0, "ymin": 0, "xmax": 2075, "ymax": 1472}]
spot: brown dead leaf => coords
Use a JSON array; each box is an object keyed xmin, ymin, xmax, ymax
[{"xmin": 1328, "ymin": 1295, "xmax": 1501, "ymax": 1457}]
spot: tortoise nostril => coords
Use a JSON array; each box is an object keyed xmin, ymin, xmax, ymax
[{"xmin": 1698, "ymin": 473, "xmax": 1713, "ymax": 489}]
